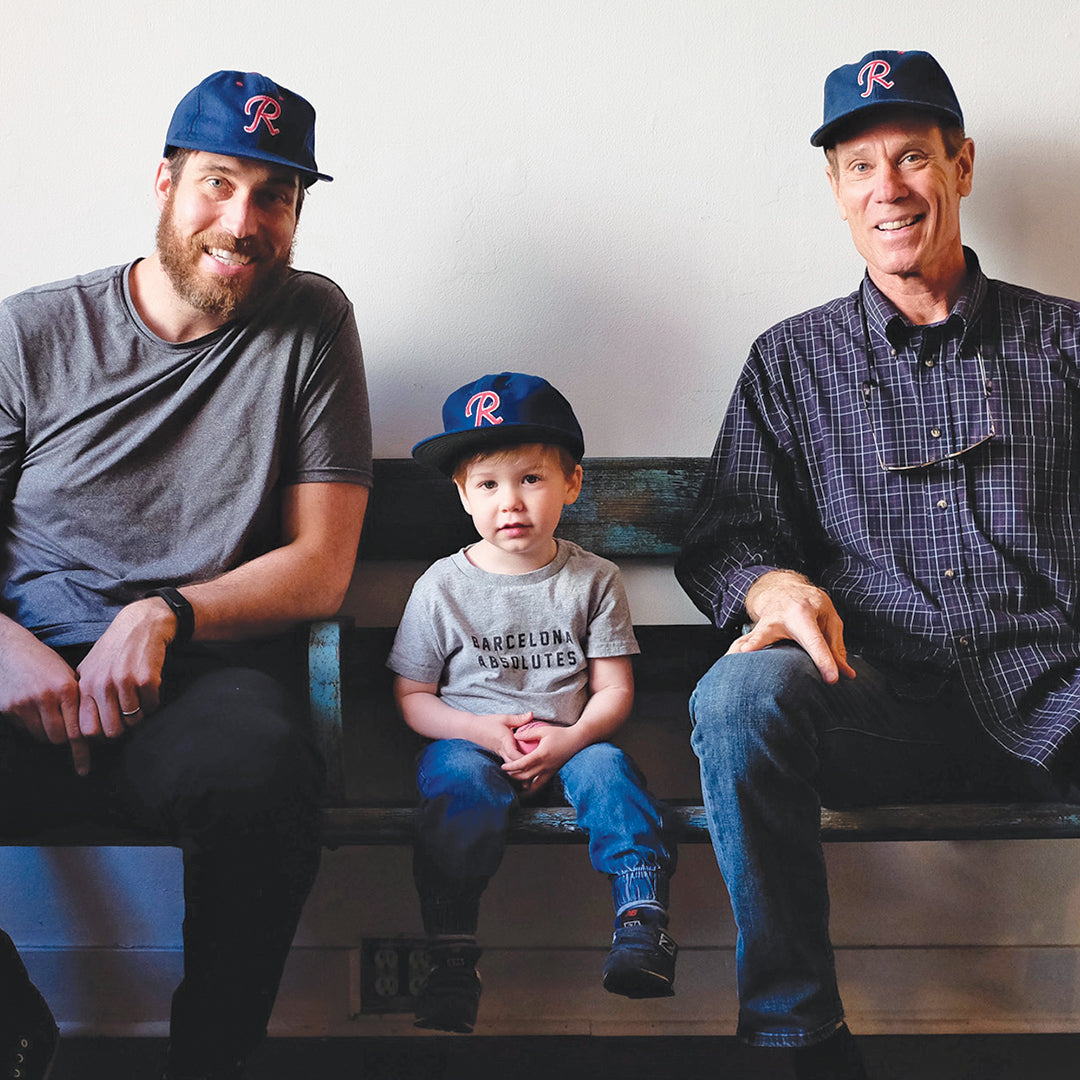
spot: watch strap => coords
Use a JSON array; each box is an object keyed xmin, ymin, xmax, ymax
[{"xmin": 147, "ymin": 586, "xmax": 195, "ymax": 645}]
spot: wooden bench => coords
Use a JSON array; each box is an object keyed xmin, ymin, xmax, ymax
[
  {"xmin": 14, "ymin": 457, "xmax": 1080, "ymax": 848},
  {"xmin": 311, "ymin": 457, "xmax": 1080, "ymax": 848}
]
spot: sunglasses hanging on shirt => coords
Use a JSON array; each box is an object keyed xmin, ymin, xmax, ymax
[{"xmin": 857, "ymin": 290, "xmax": 996, "ymax": 473}]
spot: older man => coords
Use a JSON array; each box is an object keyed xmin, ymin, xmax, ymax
[
  {"xmin": 678, "ymin": 50, "xmax": 1080, "ymax": 1079},
  {"xmin": 0, "ymin": 72, "xmax": 371, "ymax": 1079}
]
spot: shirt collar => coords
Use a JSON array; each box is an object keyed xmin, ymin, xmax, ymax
[{"xmin": 861, "ymin": 247, "xmax": 989, "ymax": 351}]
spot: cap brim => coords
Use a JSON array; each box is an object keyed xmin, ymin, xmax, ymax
[
  {"xmin": 412, "ymin": 426, "xmax": 585, "ymax": 476},
  {"xmin": 163, "ymin": 138, "xmax": 333, "ymax": 184},
  {"xmin": 810, "ymin": 100, "xmax": 962, "ymax": 147}
]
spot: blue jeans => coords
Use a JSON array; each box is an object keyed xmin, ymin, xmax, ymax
[
  {"xmin": 414, "ymin": 738, "xmax": 677, "ymax": 934},
  {"xmin": 689, "ymin": 644, "xmax": 1057, "ymax": 1048}
]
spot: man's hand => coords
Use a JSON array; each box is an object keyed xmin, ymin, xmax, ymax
[
  {"xmin": 0, "ymin": 617, "xmax": 90, "ymax": 775},
  {"xmin": 74, "ymin": 597, "xmax": 175, "ymax": 742},
  {"xmin": 727, "ymin": 570, "xmax": 856, "ymax": 684}
]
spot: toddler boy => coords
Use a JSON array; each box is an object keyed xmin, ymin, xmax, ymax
[{"xmin": 388, "ymin": 372, "xmax": 678, "ymax": 1033}]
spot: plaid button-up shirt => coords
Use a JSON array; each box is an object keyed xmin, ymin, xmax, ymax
[{"xmin": 677, "ymin": 250, "xmax": 1080, "ymax": 768}]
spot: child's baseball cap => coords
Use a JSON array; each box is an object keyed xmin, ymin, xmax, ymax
[{"xmin": 412, "ymin": 372, "xmax": 585, "ymax": 476}]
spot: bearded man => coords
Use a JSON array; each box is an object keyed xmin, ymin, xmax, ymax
[{"xmin": 0, "ymin": 71, "xmax": 372, "ymax": 1080}]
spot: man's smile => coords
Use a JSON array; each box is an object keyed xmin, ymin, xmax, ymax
[
  {"xmin": 876, "ymin": 214, "xmax": 924, "ymax": 232},
  {"xmin": 205, "ymin": 246, "xmax": 255, "ymax": 266}
]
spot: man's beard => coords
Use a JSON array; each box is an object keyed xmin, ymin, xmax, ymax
[{"xmin": 155, "ymin": 193, "xmax": 294, "ymax": 324}]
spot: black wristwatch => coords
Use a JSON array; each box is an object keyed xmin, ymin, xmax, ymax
[{"xmin": 147, "ymin": 586, "xmax": 195, "ymax": 645}]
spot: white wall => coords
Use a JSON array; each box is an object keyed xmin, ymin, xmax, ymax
[{"xmin": 4, "ymin": 0, "xmax": 1080, "ymax": 1039}]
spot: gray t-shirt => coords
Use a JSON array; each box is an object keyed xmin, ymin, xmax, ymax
[
  {"xmin": 387, "ymin": 539, "xmax": 640, "ymax": 728},
  {"xmin": 0, "ymin": 261, "xmax": 372, "ymax": 646}
]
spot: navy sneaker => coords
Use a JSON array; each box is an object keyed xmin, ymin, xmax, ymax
[
  {"xmin": 793, "ymin": 1024, "xmax": 869, "ymax": 1080},
  {"xmin": 602, "ymin": 907, "xmax": 677, "ymax": 999},
  {"xmin": 414, "ymin": 939, "xmax": 483, "ymax": 1034}
]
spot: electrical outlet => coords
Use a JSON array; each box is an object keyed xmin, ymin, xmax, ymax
[{"xmin": 354, "ymin": 938, "xmax": 430, "ymax": 1014}]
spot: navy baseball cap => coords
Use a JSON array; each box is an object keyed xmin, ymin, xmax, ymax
[
  {"xmin": 413, "ymin": 372, "xmax": 585, "ymax": 476},
  {"xmin": 164, "ymin": 70, "xmax": 332, "ymax": 186},
  {"xmin": 811, "ymin": 50, "xmax": 963, "ymax": 148}
]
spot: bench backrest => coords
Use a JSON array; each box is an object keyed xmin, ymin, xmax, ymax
[{"xmin": 360, "ymin": 457, "xmax": 709, "ymax": 561}]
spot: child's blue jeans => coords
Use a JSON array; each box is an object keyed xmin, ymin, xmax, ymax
[{"xmin": 414, "ymin": 738, "xmax": 677, "ymax": 934}]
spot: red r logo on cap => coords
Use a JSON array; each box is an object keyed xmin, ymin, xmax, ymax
[
  {"xmin": 466, "ymin": 391, "xmax": 503, "ymax": 427},
  {"xmin": 244, "ymin": 95, "xmax": 281, "ymax": 135},
  {"xmin": 858, "ymin": 60, "xmax": 893, "ymax": 98}
]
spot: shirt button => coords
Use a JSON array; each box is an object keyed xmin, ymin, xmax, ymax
[
  {"xmin": 937, "ymin": 499, "xmax": 948, "ymax": 509},
  {"xmin": 924, "ymin": 358, "xmax": 936, "ymax": 368},
  {"xmin": 944, "ymin": 568, "xmax": 956, "ymax": 578},
  {"xmin": 931, "ymin": 427, "xmax": 942, "ymax": 438},
  {"xmin": 958, "ymin": 636, "xmax": 970, "ymax": 648}
]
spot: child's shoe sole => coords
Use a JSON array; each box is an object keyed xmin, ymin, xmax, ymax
[{"xmin": 602, "ymin": 921, "xmax": 678, "ymax": 999}]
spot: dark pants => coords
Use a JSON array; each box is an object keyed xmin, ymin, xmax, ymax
[{"xmin": 0, "ymin": 638, "xmax": 324, "ymax": 1070}]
